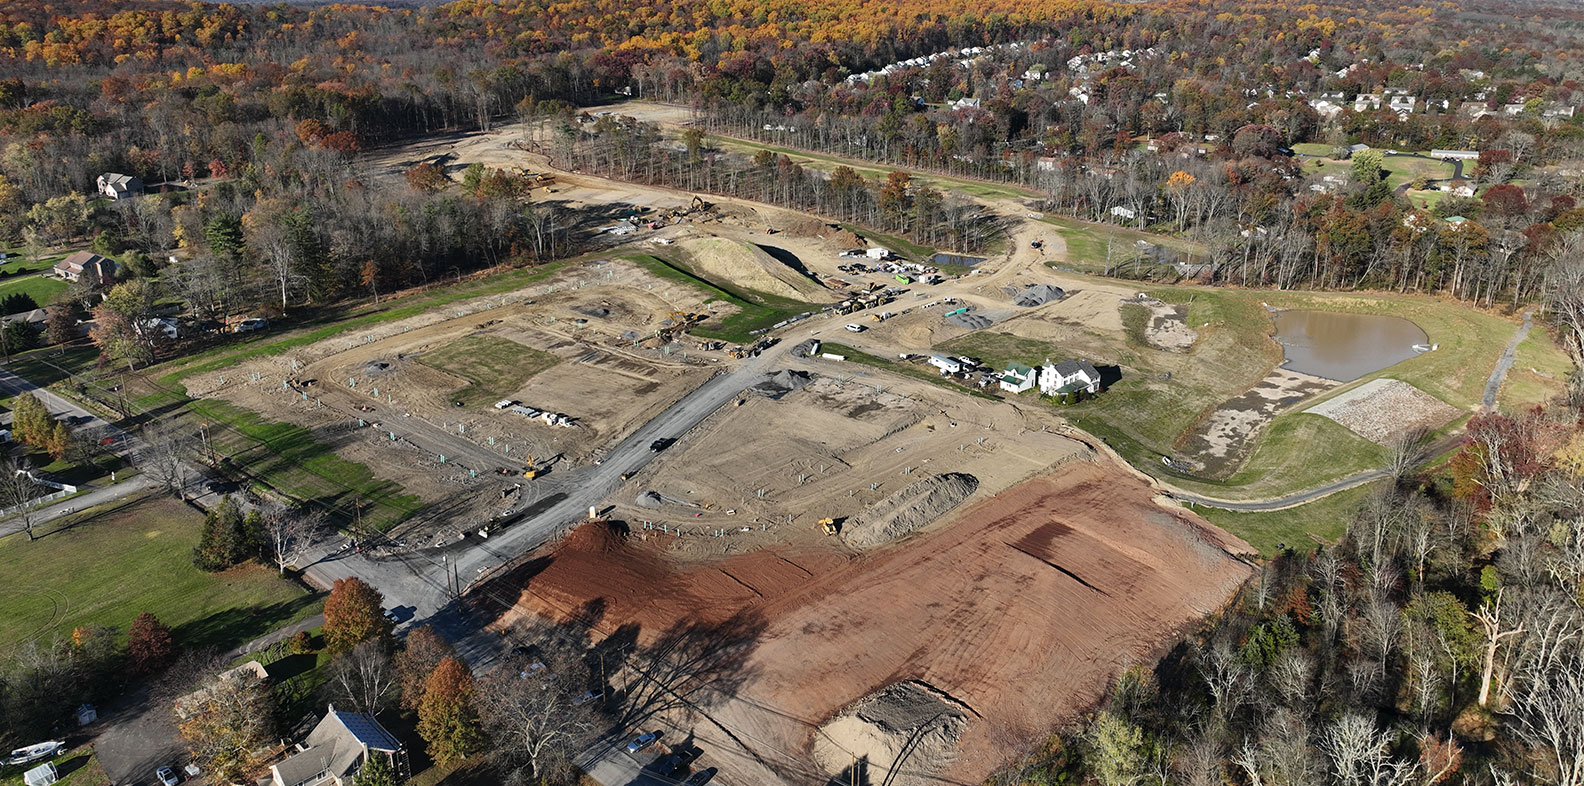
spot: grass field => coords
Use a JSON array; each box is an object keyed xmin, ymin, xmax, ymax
[
  {"xmin": 1291, "ymin": 143, "xmax": 1334, "ymax": 156},
  {"xmin": 1197, "ymin": 482, "xmax": 1376, "ymax": 557},
  {"xmin": 0, "ymin": 493, "xmax": 321, "ymax": 654},
  {"xmin": 184, "ymin": 397, "xmax": 424, "ymax": 532},
  {"xmin": 1037, "ymin": 215, "xmax": 1203, "ymax": 274},
  {"xmin": 0, "ymin": 253, "xmax": 61, "ymax": 275},
  {"xmin": 627, "ymin": 253, "xmax": 814, "ymax": 343},
  {"xmin": 1500, "ymin": 324, "xmax": 1573, "ymax": 409},
  {"xmin": 0, "ymin": 273, "xmax": 67, "ymax": 311},
  {"xmin": 1381, "ymin": 156, "xmax": 1454, "ymax": 190},
  {"xmin": 419, "ymin": 334, "xmax": 561, "ymax": 407}
]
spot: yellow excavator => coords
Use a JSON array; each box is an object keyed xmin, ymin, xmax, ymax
[{"xmin": 523, "ymin": 455, "xmax": 541, "ymax": 480}]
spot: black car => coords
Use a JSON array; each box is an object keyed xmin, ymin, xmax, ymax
[
  {"xmin": 650, "ymin": 753, "xmax": 683, "ymax": 777},
  {"xmin": 685, "ymin": 769, "xmax": 718, "ymax": 785},
  {"xmin": 649, "ymin": 438, "xmax": 674, "ymax": 452}
]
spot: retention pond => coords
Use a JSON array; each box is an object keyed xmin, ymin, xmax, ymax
[{"xmin": 1272, "ymin": 309, "xmax": 1427, "ymax": 381}]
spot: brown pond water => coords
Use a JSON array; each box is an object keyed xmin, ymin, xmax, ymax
[{"xmin": 1272, "ymin": 310, "xmax": 1428, "ymax": 382}]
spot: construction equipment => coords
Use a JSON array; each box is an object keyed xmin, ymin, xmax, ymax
[{"xmin": 819, "ymin": 518, "xmax": 838, "ymax": 535}]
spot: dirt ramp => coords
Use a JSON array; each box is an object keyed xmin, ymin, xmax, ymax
[
  {"xmin": 675, "ymin": 237, "xmax": 826, "ymax": 300},
  {"xmin": 813, "ymin": 681, "xmax": 970, "ymax": 786},
  {"xmin": 843, "ymin": 473, "xmax": 979, "ymax": 548}
]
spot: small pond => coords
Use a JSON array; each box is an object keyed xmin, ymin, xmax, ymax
[
  {"xmin": 931, "ymin": 252, "xmax": 986, "ymax": 268},
  {"xmin": 1272, "ymin": 309, "xmax": 1428, "ymax": 381}
]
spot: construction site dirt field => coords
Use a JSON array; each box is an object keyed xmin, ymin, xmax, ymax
[
  {"xmin": 188, "ymin": 259, "xmax": 730, "ymax": 526},
  {"xmin": 497, "ymin": 460, "xmax": 1254, "ymax": 786}
]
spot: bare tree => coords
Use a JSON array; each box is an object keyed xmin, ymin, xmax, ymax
[
  {"xmin": 1386, "ymin": 427, "xmax": 1430, "ymax": 485},
  {"xmin": 327, "ymin": 640, "xmax": 397, "ymax": 716},
  {"xmin": 140, "ymin": 423, "xmax": 194, "ymax": 501},
  {"xmin": 1475, "ymin": 587, "xmax": 1525, "ymax": 707},
  {"xmin": 1323, "ymin": 712, "xmax": 1419, "ymax": 786},
  {"xmin": 477, "ymin": 667, "xmax": 598, "ymax": 780},
  {"xmin": 0, "ymin": 456, "xmax": 42, "ymax": 540},
  {"xmin": 259, "ymin": 503, "xmax": 323, "ymax": 575},
  {"xmin": 1502, "ymin": 599, "xmax": 1584, "ymax": 786}
]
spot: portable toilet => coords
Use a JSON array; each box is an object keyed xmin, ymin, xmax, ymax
[{"xmin": 24, "ymin": 762, "xmax": 59, "ymax": 786}]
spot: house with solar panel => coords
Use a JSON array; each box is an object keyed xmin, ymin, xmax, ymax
[{"xmin": 268, "ymin": 705, "xmax": 407, "ymax": 786}]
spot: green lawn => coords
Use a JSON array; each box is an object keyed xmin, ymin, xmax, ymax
[
  {"xmin": 626, "ymin": 253, "xmax": 814, "ymax": 343},
  {"xmin": 1500, "ymin": 325, "xmax": 1574, "ymax": 410},
  {"xmin": 3, "ymin": 346, "xmax": 102, "ymax": 386},
  {"xmin": 0, "ymin": 493, "xmax": 321, "ymax": 653},
  {"xmin": 1197, "ymin": 482, "xmax": 1376, "ymax": 557},
  {"xmin": 0, "ymin": 253, "xmax": 61, "ymax": 275},
  {"xmin": 1406, "ymin": 190, "xmax": 1447, "ymax": 211},
  {"xmin": 419, "ymin": 334, "xmax": 561, "ymax": 407},
  {"xmin": 0, "ymin": 274, "xmax": 67, "ymax": 311},
  {"xmin": 1382, "ymin": 156, "xmax": 1453, "ymax": 190},
  {"xmin": 1291, "ymin": 143, "xmax": 1334, "ymax": 156}
]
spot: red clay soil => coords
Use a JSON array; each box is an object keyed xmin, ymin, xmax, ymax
[{"xmin": 499, "ymin": 462, "xmax": 1254, "ymax": 784}]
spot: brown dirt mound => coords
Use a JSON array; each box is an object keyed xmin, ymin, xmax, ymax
[
  {"xmin": 813, "ymin": 681, "xmax": 970, "ymax": 786},
  {"xmin": 842, "ymin": 473, "xmax": 979, "ymax": 548},
  {"xmin": 675, "ymin": 237, "xmax": 826, "ymax": 301}
]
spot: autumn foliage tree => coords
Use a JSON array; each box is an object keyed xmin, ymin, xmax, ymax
[
  {"xmin": 395, "ymin": 625, "xmax": 455, "ymax": 711},
  {"xmin": 323, "ymin": 577, "xmax": 391, "ymax": 656},
  {"xmin": 128, "ymin": 611, "xmax": 175, "ymax": 675},
  {"xmin": 417, "ymin": 656, "xmax": 484, "ymax": 766}
]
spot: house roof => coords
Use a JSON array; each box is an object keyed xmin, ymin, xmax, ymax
[
  {"xmin": 272, "ymin": 707, "xmax": 399, "ymax": 786},
  {"xmin": 1004, "ymin": 362, "xmax": 1036, "ymax": 376},
  {"xmin": 100, "ymin": 173, "xmax": 138, "ymax": 187},
  {"xmin": 1050, "ymin": 359, "xmax": 1100, "ymax": 379}
]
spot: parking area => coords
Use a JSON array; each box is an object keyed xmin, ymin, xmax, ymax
[{"xmin": 582, "ymin": 728, "xmax": 721, "ymax": 786}]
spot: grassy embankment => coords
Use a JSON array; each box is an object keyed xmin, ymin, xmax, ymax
[{"xmin": 625, "ymin": 253, "xmax": 817, "ymax": 344}]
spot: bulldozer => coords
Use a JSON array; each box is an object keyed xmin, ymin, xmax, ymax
[{"xmin": 818, "ymin": 518, "xmax": 838, "ymax": 536}]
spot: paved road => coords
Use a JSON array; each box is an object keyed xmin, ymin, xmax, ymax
[{"xmin": 1483, "ymin": 307, "xmax": 1534, "ymax": 408}]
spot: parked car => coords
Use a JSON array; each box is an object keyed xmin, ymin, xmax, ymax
[
  {"xmin": 234, "ymin": 317, "xmax": 268, "ymax": 333},
  {"xmin": 625, "ymin": 731, "xmax": 660, "ymax": 754},
  {"xmin": 651, "ymin": 753, "xmax": 683, "ymax": 776},
  {"xmin": 686, "ymin": 768, "xmax": 719, "ymax": 785},
  {"xmin": 844, "ymin": 323, "xmax": 866, "ymax": 333},
  {"xmin": 155, "ymin": 765, "xmax": 180, "ymax": 786}
]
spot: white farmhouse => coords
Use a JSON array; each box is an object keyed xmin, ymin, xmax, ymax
[
  {"xmin": 999, "ymin": 362, "xmax": 1038, "ymax": 393},
  {"xmin": 1039, "ymin": 359, "xmax": 1101, "ymax": 396}
]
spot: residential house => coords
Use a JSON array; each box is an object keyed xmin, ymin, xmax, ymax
[
  {"xmin": 269, "ymin": 706, "xmax": 405, "ymax": 786},
  {"xmin": 1308, "ymin": 92, "xmax": 1347, "ymax": 119},
  {"xmin": 999, "ymin": 363, "xmax": 1038, "ymax": 393},
  {"xmin": 96, "ymin": 173, "xmax": 143, "ymax": 200},
  {"xmin": 950, "ymin": 97, "xmax": 981, "ymax": 111},
  {"xmin": 52, "ymin": 251, "xmax": 116, "ymax": 286},
  {"xmin": 1352, "ymin": 93, "xmax": 1383, "ymax": 112},
  {"xmin": 1038, "ymin": 359, "xmax": 1101, "ymax": 397}
]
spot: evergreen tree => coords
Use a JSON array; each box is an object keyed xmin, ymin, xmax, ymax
[
  {"xmin": 352, "ymin": 753, "xmax": 401, "ymax": 786},
  {"xmin": 193, "ymin": 496, "xmax": 250, "ymax": 571}
]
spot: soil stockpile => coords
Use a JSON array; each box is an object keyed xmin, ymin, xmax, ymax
[
  {"xmin": 842, "ymin": 473, "xmax": 979, "ymax": 548},
  {"xmin": 1014, "ymin": 284, "xmax": 1066, "ymax": 307},
  {"xmin": 812, "ymin": 681, "xmax": 970, "ymax": 786},
  {"xmin": 748, "ymin": 369, "xmax": 814, "ymax": 399},
  {"xmin": 946, "ymin": 313, "xmax": 993, "ymax": 330},
  {"xmin": 676, "ymin": 237, "xmax": 826, "ymax": 300}
]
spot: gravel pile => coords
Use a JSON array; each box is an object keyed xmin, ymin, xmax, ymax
[
  {"xmin": 748, "ymin": 369, "xmax": 815, "ymax": 399},
  {"xmin": 946, "ymin": 313, "xmax": 992, "ymax": 330},
  {"xmin": 843, "ymin": 473, "xmax": 979, "ymax": 548}
]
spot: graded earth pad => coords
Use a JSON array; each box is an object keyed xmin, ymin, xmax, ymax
[
  {"xmin": 497, "ymin": 462, "xmax": 1254, "ymax": 786},
  {"xmin": 1306, "ymin": 378, "xmax": 1464, "ymax": 444},
  {"xmin": 812, "ymin": 681, "xmax": 970, "ymax": 786},
  {"xmin": 674, "ymin": 236, "xmax": 828, "ymax": 301}
]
